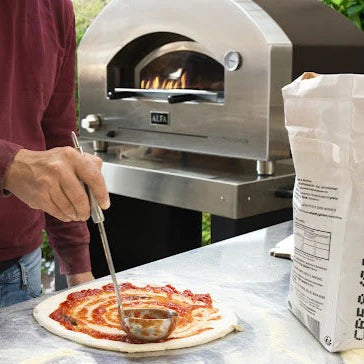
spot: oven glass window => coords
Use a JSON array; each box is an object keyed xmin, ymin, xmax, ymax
[{"xmin": 138, "ymin": 51, "xmax": 224, "ymax": 92}]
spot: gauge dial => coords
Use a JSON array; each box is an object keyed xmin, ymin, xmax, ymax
[{"xmin": 224, "ymin": 51, "xmax": 242, "ymax": 71}]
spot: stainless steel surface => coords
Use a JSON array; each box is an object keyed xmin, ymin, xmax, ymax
[
  {"xmin": 256, "ymin": 160, "xmax": 275, "ymax": 176},
  {"xmin": 82, "ymin": 142, "xmax": 294, "ymax": 219},
  {"xmin": 78, "ymin": 0, "xmax": 292, "ymax": 161},
  {"xmin": 0, "ymin": 221, "xmax": 352, "ymax": 363}
]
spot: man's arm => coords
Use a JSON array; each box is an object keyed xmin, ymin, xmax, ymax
[
  {"xmin": 3, "ymin": 1, "xmax": 108, "ymax": 286},
  {"xmin": 0, "ymin": 140, "xmax": 23, "ymax": 196},
  {"xmin": 1, "ymin": 1, "xmax": 109, "ymax": 219},
  {"xmin": 40, "ymin": 1, "xmax": 105, "ymax": 286}
]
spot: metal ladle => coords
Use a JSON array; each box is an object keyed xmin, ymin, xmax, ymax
[{"xmin": 71, "ymin": 132, "xmax": 178, "ymax": 342}]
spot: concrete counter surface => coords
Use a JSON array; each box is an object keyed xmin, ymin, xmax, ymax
[{"xmin": 0, "ymin": 221, "xmax": 350, "ymax": 363}]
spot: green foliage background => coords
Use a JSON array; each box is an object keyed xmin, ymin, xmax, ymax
[
  {"xmin": 73, "ymin": 0, "xmax": 113, "ymax": 47},
  {"xmin": 322, "ymin": 0, "xmax": 364, "ymax": 30}
]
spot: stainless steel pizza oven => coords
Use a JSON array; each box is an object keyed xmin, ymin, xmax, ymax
[
  {"xmin": 78, "ymin": 0, "xmax": 294, "ymax": 164},
  {"xmin": 77, "ymin": 0, "xmax": 364, "ymax": 219}
]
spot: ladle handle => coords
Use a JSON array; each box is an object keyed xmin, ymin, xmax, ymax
[
  {"xmin": 71, "ymin": 132, "xmax": 125, "ymax": 322},
  {"xmin": 97, "ymin": 222, "xmax": 125, "ymax": 319}
]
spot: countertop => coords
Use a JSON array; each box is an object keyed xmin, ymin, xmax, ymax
[{"xmin": 0, "ymin": 221, "xmax": 359, "ymax": 363}]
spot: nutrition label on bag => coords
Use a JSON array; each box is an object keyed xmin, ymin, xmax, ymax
[
  {"xmin": 291, "ymin": 223, "xmax": 328, "ymax": 317},
  {"xmin": 293, "ymin": 178, "xmax": 342, "ymax": 221},
  {"xmin": 290, "ymin": 178, "xmax": 335, "ymax": 318},
  {"xmin": 295, "ymin": 222, "xmax": 331, "ymax": 260}
]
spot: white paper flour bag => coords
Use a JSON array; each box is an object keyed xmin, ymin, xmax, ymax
[{"xmin": 282, "ymin": 73, "xmax": 364, "ymax": 352}]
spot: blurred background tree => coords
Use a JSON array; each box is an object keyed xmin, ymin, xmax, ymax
[
  {"xmin": 322, "ymin": 0, "xmax": 364, "ymax": 30},
  {"xmin": 73, "ymin": 0, "xmax": 113, "ymax": 47}
]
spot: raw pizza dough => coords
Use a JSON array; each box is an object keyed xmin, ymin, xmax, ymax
[{"xmin": 33, "ymin": 280, "xmax": 238, "ymax": 353}]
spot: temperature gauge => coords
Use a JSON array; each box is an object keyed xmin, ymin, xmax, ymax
[{"xmin": 224, "ymin": 51, "xmax": 242, "ymax": 71}]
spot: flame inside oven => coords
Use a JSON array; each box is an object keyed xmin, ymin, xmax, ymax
[
  {"xmin": 141, "ymin": 68, "xmax": 187, "ymax": 90},
  {"xmin": 138, "ymin": 51, "xmax": 224, "ymax": 92}
]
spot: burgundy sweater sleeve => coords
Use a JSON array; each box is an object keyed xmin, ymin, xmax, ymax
[
  {"xmin": 0, "ymin": 140, "xmax": 23, "ymax": 197},
  {"xmin": 43, "ymin": 1, "xmax": 91, "ymax": 275}
]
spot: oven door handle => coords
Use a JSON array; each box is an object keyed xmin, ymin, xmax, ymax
[
  {"xmin": 168, "ymin": 93, "xmax": 197, "ymax": 104},
  {"xmin": 108, "ymin": 91, "xmax": 140, "ymax": 99}
]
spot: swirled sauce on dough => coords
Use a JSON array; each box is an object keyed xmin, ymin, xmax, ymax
[{"xmin": 49, "ymin": 282, "xmax": 221, "ymax": 343}]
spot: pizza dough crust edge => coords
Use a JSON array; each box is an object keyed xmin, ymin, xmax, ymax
[{"xmin": 33, "ymin": 280, "xmax": 238, "ymax": 353}]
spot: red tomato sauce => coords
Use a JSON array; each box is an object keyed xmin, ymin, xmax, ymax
[{"xmin": 49, "ymin": 282, "xmax": 216, "ymax": 343}]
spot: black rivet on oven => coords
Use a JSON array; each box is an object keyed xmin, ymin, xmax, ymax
[{"xmin": 107, "ymin": 130, "xmax": 116, "ymax": 138}]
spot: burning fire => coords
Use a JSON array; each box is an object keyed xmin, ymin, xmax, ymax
[{"xmin": 141, "ymin": 68, "xmax": 187, "ymax": 90}]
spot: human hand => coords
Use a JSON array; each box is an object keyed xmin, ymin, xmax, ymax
[
  {"xmin": 3, "ymin": 147, "xmax": 110, "ymax": 221},
  {"xmin": 66, "ymin": 271, "xmax": 95, "ymax": 287}
]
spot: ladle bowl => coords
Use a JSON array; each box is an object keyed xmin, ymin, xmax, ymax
[{"xmin": 122, "ymin": 308, "xmax": 178, "ymax": 342}]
